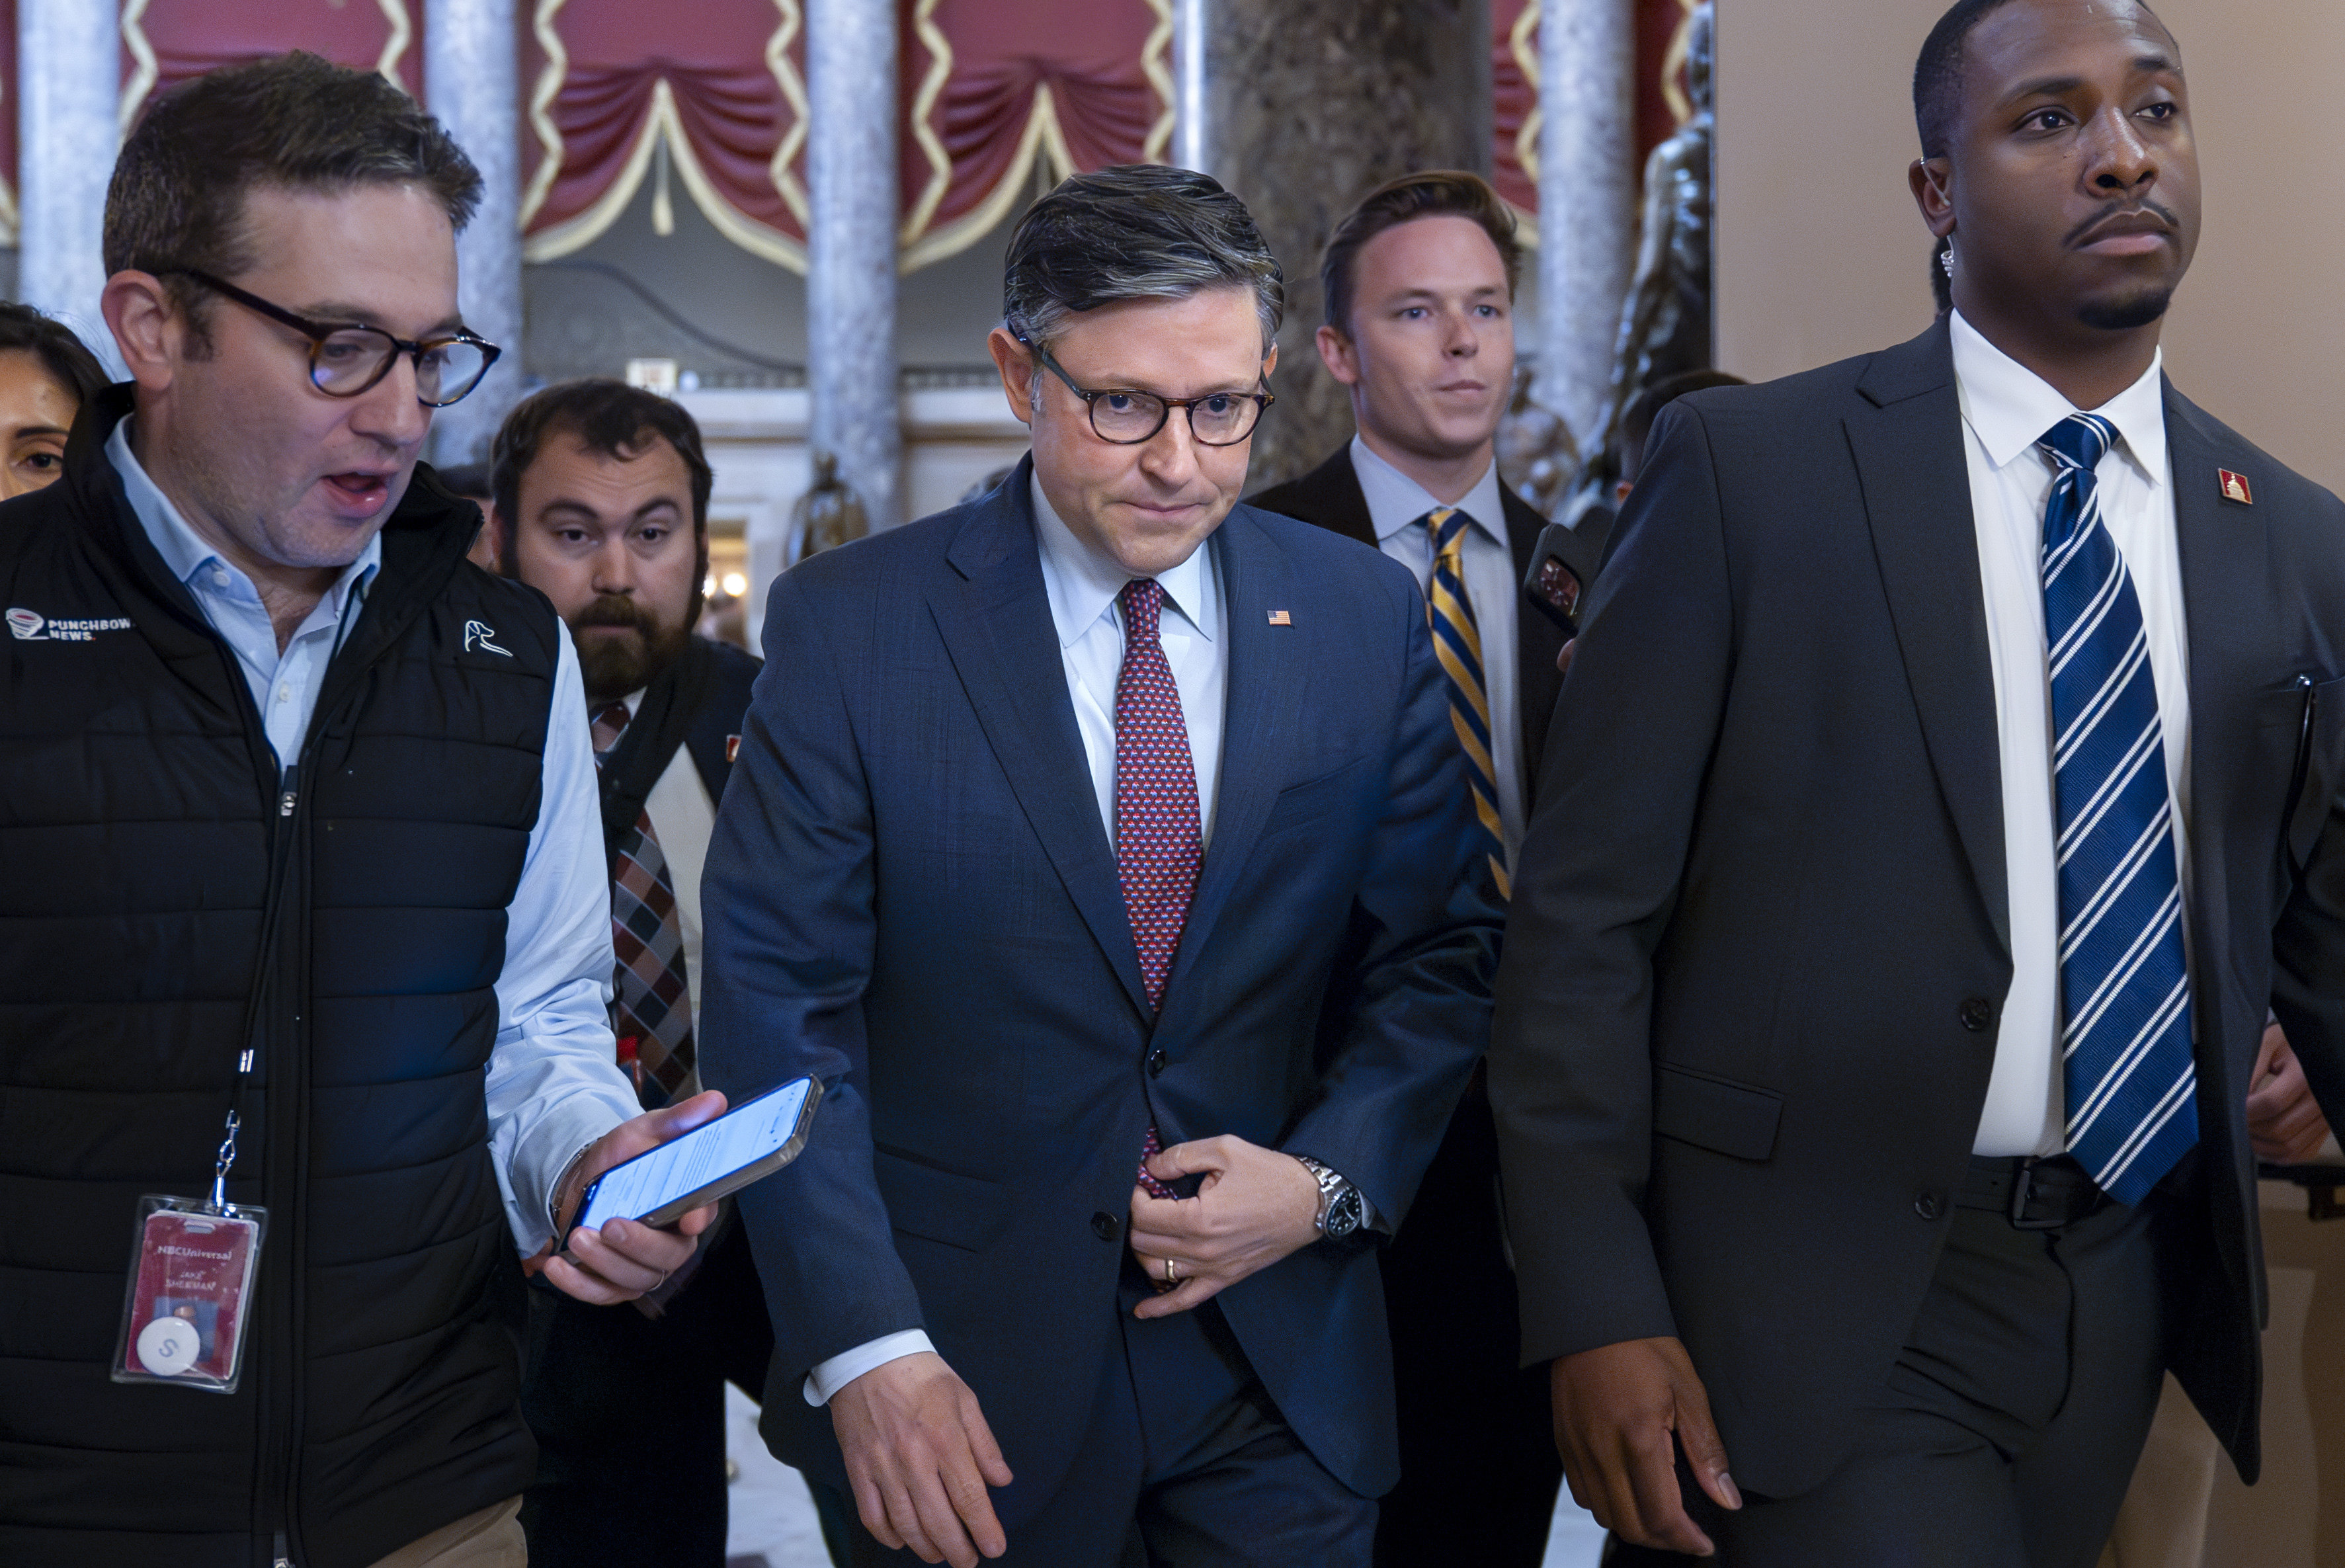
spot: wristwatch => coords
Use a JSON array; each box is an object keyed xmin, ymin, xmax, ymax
[{"xmin": 1294, "ymin": 1155, "xmax": 1365, "ymax": 1241}]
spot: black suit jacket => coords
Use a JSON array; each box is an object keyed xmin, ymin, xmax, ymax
[
  {"xmin": 1251, "ymin": 448, "xmax": 1567, "ymax": 811},
  {"xmin": 1489, "ymin": 317, "xmax": 2345, "ymax": 1496},
  {"xmin": 698, "ymin": 460, "xmax": 1499, "ymax": 1517}
]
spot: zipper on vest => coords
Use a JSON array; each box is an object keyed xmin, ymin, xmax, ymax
[{"xmin": 256, "ymin": 760, "xmax": 309, "ymax": 1565}]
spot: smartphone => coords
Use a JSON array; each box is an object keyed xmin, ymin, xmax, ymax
[
  {"xmin": 1523, "ymin": 520, "xmax": 1596, "ymax": 638},
  {"xmin": 570, "ymin": 1075, "xmax": 823, "ymax": 1238}
]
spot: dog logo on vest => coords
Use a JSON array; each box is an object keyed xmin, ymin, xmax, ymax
[{"xmin": 463, "ymin": 620, "xmax": 512, "ymax": 657}]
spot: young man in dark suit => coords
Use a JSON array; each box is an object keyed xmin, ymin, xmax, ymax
[
  {"xmin": 1252, "ymin": 169, "xmax": 1565, "ymax": 1566},
  {"xmin": 1493, "ymin": 2, "xmax": 2345, "ymax": 1563},
  {"xmin": 698, "ymin": 165, "xmax": 1501, "ymax": 1567},
  {"xmin": 495, "ymin": 380, "xmax": 831, "ymax": 1566}
]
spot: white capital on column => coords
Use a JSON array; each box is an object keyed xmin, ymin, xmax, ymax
[
  {"xmin": 1537, "ymin": 0, "xmax": 1636, "ymax": 452},
  {"xmin": 807, "ymin": 0, "xmax": 901, "ymax": 534},
  {"xmin": 20, "ymin": 0, "xmax": 123, "ymax": 375},
  {"xmin": 426, "ymin": 0, "xmax": 524, "ymax": 466}
]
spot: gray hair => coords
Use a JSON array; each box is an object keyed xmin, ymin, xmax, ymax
[{"xmin": 1001, "ymin": 165, "xmax": 1284, "ymax": 363}]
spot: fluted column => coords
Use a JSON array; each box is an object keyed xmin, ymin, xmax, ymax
[
  {"xmin": 1182, "ymin": 0, "xmax": 1491, "ymax": 491},
  {"xmin": 19, "ymin": 0, "xmax": 122, "ymax": 373},
  {"xmin": 806, "ymin": 0, "xmax": 899, "ymax": 534},
  {"xmin": 427, "ymin": 0, "xmax": 524, "ymax": 466},
  {"xmin": 1537, "ymin": 0, "xmax": 1637, "ymax": 449}
]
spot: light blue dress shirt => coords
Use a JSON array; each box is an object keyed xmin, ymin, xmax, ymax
[
  {"xmin": 1348, "ymin": 436, "xmax": 1524, "ymax": 859},
  {"xmin": 107, "ymin": 419, "xmax": 641, "ymax": 1254}
]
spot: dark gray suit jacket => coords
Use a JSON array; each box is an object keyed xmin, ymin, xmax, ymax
[
  {"xmin": 699, "ymin": 460, "xmax": 1501, "ymax": 1518},
  {"xmin": 1490, "ymin": 317, "xmax": 2345, "ymax": 1496}
]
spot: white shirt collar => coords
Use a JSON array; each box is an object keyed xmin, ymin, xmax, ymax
[
  {"xmin": 1349, "ymin": 434, "xmax": 1508, "ymax": 546},
  {"xmin": 1949, "ymin": 309, "xmax": 2168, "ymax": 489},
  {"xmin": 108, "ymin": 414, "xmax": 382, "ymax": 612},
  {"xmin": 1030, "ymin": 470, "xmax": 1215, "ymax": 650}
]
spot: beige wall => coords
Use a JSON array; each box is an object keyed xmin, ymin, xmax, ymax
[{"xmin": 1716, "ymin": 0, "xmax": 2345, "ymax": 496}]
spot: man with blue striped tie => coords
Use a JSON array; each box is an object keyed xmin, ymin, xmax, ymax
[{"xmin": 1490, "ymin": 1, "xmax": 2345, "ymax": 1564}]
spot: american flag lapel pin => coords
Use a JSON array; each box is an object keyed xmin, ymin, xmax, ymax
[
  {"xmin": 2219, "ymin": 469, "xmax": 2254, "ymax": 506},
  {"xmin": 1268, "ymin": 610, "xmax": 1292, "ymax": 626}
]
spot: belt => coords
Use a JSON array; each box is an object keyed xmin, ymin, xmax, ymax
[{"xmin": 1957, "ymin": 1154, "xmax": 2111, "ymax": 1231}]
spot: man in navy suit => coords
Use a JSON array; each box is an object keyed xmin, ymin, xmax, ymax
[{"xmin": 699, "ymin": 164, "xmax": 1501, "ymax": 1567}]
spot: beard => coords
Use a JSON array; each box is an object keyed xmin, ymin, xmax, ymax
[
  {"xmin": 570, "ymin": 593, "xmax": 693, "ymax": 704},
  {"xmin": 2078, "ymin": 287, "xmax": 2175, "ymax": 333}
]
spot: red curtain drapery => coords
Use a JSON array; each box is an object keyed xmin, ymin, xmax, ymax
[{"xmin": 0, "ymin": 0, "xmax": 1686, "ymax": 264}]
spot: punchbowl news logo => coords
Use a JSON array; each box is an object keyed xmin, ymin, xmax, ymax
[{"xmin": 7, "ymin": 608, "xmax": 133, "ymax": 641}]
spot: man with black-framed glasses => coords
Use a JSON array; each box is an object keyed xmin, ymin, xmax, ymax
[
  {"xmin": 0, "ymin": 53, "xmax": 720, "ymax": 1568},
  {"xmin": 699, "ymin": 163, "xmax": 1501, "ymax": 1567}
]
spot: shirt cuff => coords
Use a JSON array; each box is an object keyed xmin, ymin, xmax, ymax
[
  {"xmin": 802, "ymin": 1330, "xmax": 937, "ymax": 1407},
  {"xmin": 505, "ymin": 1091, "xmax": 635, "ymax": 1256}
]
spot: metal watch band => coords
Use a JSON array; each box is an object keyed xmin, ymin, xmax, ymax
[{"xmin": 1294, "ymin": 1154, "xmax": 1344, "ymax": 1233}]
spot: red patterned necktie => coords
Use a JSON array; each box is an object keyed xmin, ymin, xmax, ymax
[
  {"xmin": 1115, "ymin": 581, "xmax": 1200, "ymax": 1200},
  {"xmin": 591, "ymin": 701, "xmax": 695, "ymax": 1111}
]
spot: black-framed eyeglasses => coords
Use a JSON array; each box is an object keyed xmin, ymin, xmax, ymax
[
  {"xmin": 1021, "ymin": 335, "xmax": 1272, "ymax": 447},
  {"xmin": 163, "ymin": 268, "xmax": 502, "ymax": 408}
]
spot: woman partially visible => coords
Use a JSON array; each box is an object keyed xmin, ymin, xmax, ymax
[{"xmin": 0, "ymin": 302, "xmax": 107, "ymax": 499}]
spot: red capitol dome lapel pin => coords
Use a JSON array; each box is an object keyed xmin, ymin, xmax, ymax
[{"xmin": 2219, "ymin": 469, "xmax": 2254, "ymax": 506}]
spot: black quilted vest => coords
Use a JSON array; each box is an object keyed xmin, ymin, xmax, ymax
[{"xmin": 0, "ymin": 390, "xmax": 561, "ymax": 1568}]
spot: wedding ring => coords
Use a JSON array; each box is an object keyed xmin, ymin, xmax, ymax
[{"xmin": 1163, "ymin": 1256, "xmax": 1180, "ymax": 1287}]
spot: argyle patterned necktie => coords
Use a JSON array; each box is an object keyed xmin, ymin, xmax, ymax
[
  {"xmin": 591, "ymin": 701, "xmax": 696, "ymax": 1112},
  {"xmin": 1115, "ymin": 580, "xmax": 1201, "ymax": 1200},
  {"xmin": 1424, "ymin": 507, "xmax": 1511, "ymax": 899},
  {"xmin": 2037, "ymin": 414, "xmax": 2197, "ymax": 1206}
]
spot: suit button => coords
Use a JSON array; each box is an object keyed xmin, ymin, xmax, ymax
[
  {"xmin": 1148, "ymin": 1048, "xmax": 1168, "ymax": 1077},
  {"xmin": 1914, "ymin": 1191, "xmax": 1945, "ymax": 1221},
  {"xmin": 1091, "ymin": 1212, "xmax": 1120, "ymax": 1241},
  {"xmin": 1959, "ymin": 997, "xmax": 1995, "ymax": 1033}
]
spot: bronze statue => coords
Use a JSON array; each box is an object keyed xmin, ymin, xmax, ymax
[
  {"xmin": 791, "ymin": 449, "xmax": 868, "ymax": 562},
  {"xmin": 1594, "ymin": 0, "xmax": 1713, "ymax": 477},
  {"xmin": 1495, "ymin": 360, "xmax": 1582, "ymax": 520}
]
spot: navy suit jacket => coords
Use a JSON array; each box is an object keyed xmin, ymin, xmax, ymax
[{"xmin": 698, "ymin": 459, "xmax": 1501, "ymax": 1514}]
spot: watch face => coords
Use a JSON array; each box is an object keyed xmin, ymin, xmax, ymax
[{"xmin": 1324, "ymin": 1186, "xmax": 1364, "ymax": 1239}]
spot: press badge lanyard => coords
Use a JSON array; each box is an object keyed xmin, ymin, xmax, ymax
[{"xmin": 108, "ymin": 578, "xmax": 352, "ymax": 1394}]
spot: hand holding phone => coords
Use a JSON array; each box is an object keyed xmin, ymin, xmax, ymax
[{"xmin": 570, "ymin": 1075, "xmax": 823, "ymax": 1239}]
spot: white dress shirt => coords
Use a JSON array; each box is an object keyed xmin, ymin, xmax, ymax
[
  {"xmin": 110, "ymin": 419, "xmax": 642, "ymax": 1254},
  {"xmin": 1951, "ymin": 313, "xmax": 2194, "ymax": 1157},
  {"xmin": 800, "ymin": 474, "xmax": 1233, "ymax": 1406},
  {"xmin": 1348, "ymin": 435, "xmax": 1526, "ymax": 860}
]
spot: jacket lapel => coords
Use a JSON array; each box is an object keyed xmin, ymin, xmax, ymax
[
  {"xmin": 927, "ymin": 467, "xmax": 1151, "ymax": 1015},
  {"xmin": 2165, "ymin": 384, "xmax": 2276, "ymax": 1118},
  {"xmin": 1846, "ymin": 321, "xmax": 2010, "ymax": 954},
  {"xmin": 1160, "ymin": 506, "xmax": 1305, "ymax": 1007}
]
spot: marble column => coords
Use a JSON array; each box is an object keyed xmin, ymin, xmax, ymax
[
  {"xmin": 1184, "ymin": 0, "xmax": 1491, "ymax": 491},
  {"xmin": 805, "ymin": 0, "xmax": 899, "ymax": 535},
  {"xmin": 426, "ymin": 0, "xmax": 525, "ymax": 466},
  {"xmin": 19, "ymin": 0, "xmax": 122, "ymax": 374},
  {"xmin": 1536, "ymin": 0, "xmax": 1637, "ymax": 451}
]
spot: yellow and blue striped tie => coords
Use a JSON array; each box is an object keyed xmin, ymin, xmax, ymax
[{"xmin": 1424, "ymin": 507, "xmax": 1510, "ymax": 899}]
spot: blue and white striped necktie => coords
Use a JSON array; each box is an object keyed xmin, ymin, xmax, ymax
[{"xmin": 2037, "ymin": 413, "xmax": 2197, "ymax": 1206}]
